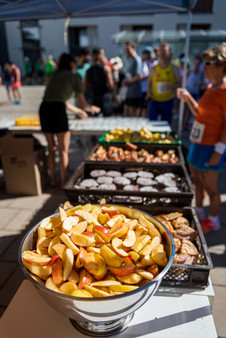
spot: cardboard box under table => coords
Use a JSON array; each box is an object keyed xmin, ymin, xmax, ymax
[{"xmin": 0, "ymin": 135, "xmax": 47, "ymax": 195}]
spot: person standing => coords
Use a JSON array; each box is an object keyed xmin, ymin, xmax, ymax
[
  {"xmin": 76, "ymin": 47, "xmax": 91, "ymax": 82},
  {"xmin": 177, "ymin": 44, "xmax": 226, "ymax": 233},
  {"xmin": 39, "ymin": 53, "xmax": 100, "ymax": 189},
  {"xmin": 4, "ymin": 62, "xmax": 22, "ymax": 104},
  {"xmin": 45, "ymin": 55, "xmax": 56, "ymax": 84},
  {"xmin": 84, "ymin": 47, "xmax": 114, "ymax": 117},
  {"xmin": 24, "ymin": 57, "xmax": 33, "ymax": 85},
  {"xmin": 2, "ymin": 63, "xmax": 13, "ymax": 102},
  {"xmin": 124, "ymin": 41, "xmax": 142, "ymax": 117},
  {"xmin": 146, "ymin": 42, "xmax": 181, "ymax": 124},
  {"xmin": 138, "ymin": 49, "xmax": 153, "ymax": 117}
]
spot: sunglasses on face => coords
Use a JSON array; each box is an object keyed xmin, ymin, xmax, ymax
[{"xmin": 203, "ymin": 60, "xmax": 217, "ymax": 67}]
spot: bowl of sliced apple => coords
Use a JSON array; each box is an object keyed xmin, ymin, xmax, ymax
[{"xmin": 19, "ymin": 204, "xmax": 175, "ymax": 336}]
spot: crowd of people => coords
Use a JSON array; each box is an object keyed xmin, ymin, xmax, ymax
[{"xmin": 0, "ymin": 42, "xmax": 225, "ymax": 235}]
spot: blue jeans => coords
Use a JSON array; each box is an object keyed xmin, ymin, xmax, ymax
[{"xmin": 148, "ymin": 99, "xmax": 174, "ymax": 124}]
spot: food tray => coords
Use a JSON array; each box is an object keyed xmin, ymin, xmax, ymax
[
  {"xmin": 98, "ymin": 131, "xmax": 182, "ymax": 146},
  {"xmin": 64, "ymin": 162, "xmax": 194, "ymax": 207},
  {"xmin": 122, "ymin": 206, "xmax": 212, "ymax": 288},
  {"xmin": 86, "ymin": 143, "xmax": 185, "ymax": 165}
]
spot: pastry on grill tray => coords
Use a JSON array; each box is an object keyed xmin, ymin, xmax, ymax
[
  {"xmin": 97, "ymin": 176, "xmax": 113, "ymax": 184},
  {"xmin": 78, "ymin": 178, "xmax": 98, "ymax": 188},
  {"xmin": 105, "ymin": 170, "xmax": 122, "ymax": 177},
  {"xmin": 156, "ymin": 212, "xmax": 200, "ymax": 265},
  {"xmin": 90, "ymin": 169, "xmax": 107, "ymax": 178},
  {"xmin": 89, "ymin": 143, "xmax": 179, "ymax": 163}
]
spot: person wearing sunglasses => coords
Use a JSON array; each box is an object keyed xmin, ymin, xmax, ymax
[{"xmin": 177, "ymin": 44, "xmax": 226, "ymax": 233}]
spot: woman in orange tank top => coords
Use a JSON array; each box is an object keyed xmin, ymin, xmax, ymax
[{"xmin": 177, "ymin": 44, "xmax": 226, "ymax": 233}]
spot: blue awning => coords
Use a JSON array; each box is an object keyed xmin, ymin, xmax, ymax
[{"xmin": 0, "ymin": 0, "xmax": 195, "ymax": 21}]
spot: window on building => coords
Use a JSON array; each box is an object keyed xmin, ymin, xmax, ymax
[
  {"xmin": 68, "ymin": 26, "xmax": 97, "ymax": 56},
  {"xmin": 21, "ymin": 20, "xmax": 41, "ymax": 68},
  {"xmin": 192, "ymin": 0, "xmax": 213, "ymax": 13},
  {"xmin": 177, "ymin": 24, "xmax": 211, "ymax": 31},
  {"xmin": 121, "ymin": 24, "xmax": 153, "ymax": 31}
]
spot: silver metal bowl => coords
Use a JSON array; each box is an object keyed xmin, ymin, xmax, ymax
[{"xmin": 18, "ymin": 205, "xmax": 175, "ymax": 336}]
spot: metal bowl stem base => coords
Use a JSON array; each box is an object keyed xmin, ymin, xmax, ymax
[{"xmin": 69, "ymin": 313, "xmax": 134, "ymax": 337}]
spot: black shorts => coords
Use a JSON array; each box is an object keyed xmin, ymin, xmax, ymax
[
  {"xmin": 139, "ymin": 92, "xmax": 149, "ymax": 108},
  {"xmin": 39, "ymin": 101, "xmax": 68, "ymax": 133},
  {"xmin": 125, "ymin": 97, "xmax": 140, "ymax": 108}
]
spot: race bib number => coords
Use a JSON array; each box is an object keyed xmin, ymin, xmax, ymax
[
  {"xmin": 190, "ymin": 121, "xmax": 205, "ymax": 143},
  {"xmin": 157, "ymin": 82, "xmax": 170, "ymax": 94}
]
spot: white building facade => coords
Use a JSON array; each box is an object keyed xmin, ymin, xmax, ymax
[{"xmin": 3, "ymin": 0, "xmax": 226, "ymax": 76}]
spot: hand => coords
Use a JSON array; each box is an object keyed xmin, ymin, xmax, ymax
[
  {"xmin": 208, "ymin": 151, "xmax": 221, "ymax": 166},
  {"xmin": 78, "ymin": 110, "xmax": 88, "ymax": 120},
  {"xmin": 177, "ymin": 88, "xmax": 189, "ymax": 100},
  {"xmin": 91, "ymin": 105, "xmax": 101, "ymax": 115}
]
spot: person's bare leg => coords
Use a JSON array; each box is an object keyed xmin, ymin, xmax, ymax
[
  {"xmin": 189, "ymin": 164, "xmax": 205, "ymax": 207},
  {"xmin": 57, "ymin": 131, "xmax": 71, "ymax": 189},
  {"xmin": 12, "ymin": 88, "xmax": 16, "ymax": 100},
  {"xmin": 17, "ymin": 87, "xmax": 22, "ymax": 101},
  {"xmin": 45, "ymin": 133, "xmax": 56, "ymax": 186},
  {"xmin": 6, "ymin": 88, "xmax": 12, "ymax": 102},
  {"xmin": 200, "ymin": 171, "xmax": 220, "ymax": 216}
]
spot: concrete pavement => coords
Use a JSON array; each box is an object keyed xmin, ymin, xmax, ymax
[{"xmin": 0, "ymin": 85, "xmax": 225, "ymax": 337}]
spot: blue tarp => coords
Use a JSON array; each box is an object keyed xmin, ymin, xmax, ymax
[{"xmin": 0, "ymin": 0, "xmax": 194, "ymax": 21}]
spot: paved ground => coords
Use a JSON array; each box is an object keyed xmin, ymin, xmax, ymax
[{"xmin": 0, "ymin": 85, "xmax": 225, "ymax": 337}]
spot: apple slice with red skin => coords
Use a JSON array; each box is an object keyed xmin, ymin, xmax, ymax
[
  {"xmin": 78, "ymin": 269, "xmax": 92, "ymax": 289},
  {"xmin": 109, "ymin": 264, "xmax": 136, "ymax": 277},
  {"xmin": 84, "ymin": 252, "xmax": 107, "ymax": 277},
  {"xmin": 111, "ymin": 238, "xmax": 129, "ymax": 258},
  {"xmin": 100, "ymin": 245, "xmax": 123, "ymax": 268},
  {"xmin": 71, "ymin": 221, "xmax": 88, "ymax": 234},
  {"xmin": 74, "ymin": 210, "xmax": 94, "ymax": 224},
  {"xmin": 22, "ymin": 250, "xmax": 52, "ymax": 266},
  {"xmin": 123, "ymin": 255, "xmax": 136, "ymax": 266},
  {"xmin": 101, "ymin": 206, "xmax": 119, "ymax": 217},
  {"xmin": 45, "ymin": 277, "xmax": 62, "ymax": 293},
  {"xmin": 110, "ymin": 223, "xmax": 129, "ymax": 239},
  {"xmin": 93, "ymin": 225, "xmax": 111, "ymax": 243},
  {"xmin": 51, "ymin": 255, "xmax": 63, "ymax": 285},
  {"xmin": 71, "ymin": 232, "xmax": 95, "ymax": 247},
  {"xmin": 75, "ymin": 247, "xmax": 88, "ymax": 268},
  {"xmin": 52, "ymin": 243, "xmax": 66, "ymax": 260},
  {"xmin": 98, "ymin": 212, "xmax": 111, "ymax": 225},
  {"xmin": 147, "ymin": 264, "xmax": 159, "ymax": 278}
]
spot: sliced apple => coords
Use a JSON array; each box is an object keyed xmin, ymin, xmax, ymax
[
  {"xmin": 147, "ymin": 264, "xmax": 159, "ymax": 278},
  {"xmin": 108, "ymin": 285, "xmax": 138, "ymax": 292},
  {"xmin": 37, "ymin": 237, "xmax": 51, "ymax": 249},
  {"xmin": 39, "ymin": 217, "xmax": 53, "ymax": 230},
  {"xmin": 68, "ymin": 269, "xmax": 79, "ymax": 283},
  {"xmin": 126, "ymin": 219, "xmax": 138, "ymax": 230},
  {"xmin": 112, "ymin": 237, "xmax": 129, "ymax": 257},
  {"xmin": 22, "ymin": 251, "xmax": 51, "ymax": 266},
  {"xmin": 70, "ymin": 289, "xmax": 93, "ymax": 298},
  {"xmin": 93, "ymin": 225, "xmax": 111, "ymax": 243},
  {"xmin": 59, "ymin": 206, "xmax": 67, "ymax": 222},
  {"xmin": 90, "ymin": 280, "xmax": 121, "ymax": 287},
  {"xmin": 116, "ymin": 272, "xmax": 143, "ymax": 284},
  {"xmin": 62, "ymin": 216, "xmax": 79, "ymax": 233},
  {"xmin": 51, "ymin": 255, "xmax": 63, "ymax": 285},
  {"xmin": 151, "ymin": 244, "xmax": 168, "ymax": 267},
  {"xmin": 87, "ymin": 247, "xmax": 100, "ymax": 254},
  {"xmin": 60, "ymin": 282, "xmax": 78, "ymax": 295},
  {"xmin": 124, "ymin": 255, "xmax": 136, "ymax": 266},
  {"xmin": 63, "ymin": 200, "xmax": 73, "ymax": 210},
  {"xmin": 139, "ymin": 215, "xmax": 162, "ymax": 241},
  {"xmin": 98, "ymin": 212, "xmax": 111, "ymax": 225},
  {"xmin": 48, "ymin": 235, "xmax": 61, "ymax": 256},
  {"xmin": 78, "ymin": 269, "xmax": 92, "ymax": 289},
  {"xmin": 136, "ymin": 269, "xmax": 154, "ymax": 280},
  {"xmin": 60, "ymin": 233, "xmax": 80, "ymax": 255},
  {"xmin": 45, "ymin": 277, "xmax": 62, "ymax": 293},
  {"xmin": 84, "ymin": 285, "xmax": 110, "ymax": 297},
  {"xmin": 37, "ymin": 227, "xmax": 46, "ymax": 240},
  {"xmin": 71, "ymin": 221, "xmax": 88, "ymax": 234},
  {"xmin": 65, "ymin": 205, "xmax": 83, "ymax": 216},
  {"xmin": 100, "ymin": 245, "xmax": 123, "ymax": 267},
  {"xmin": 75, "ymin": 247, "xmax": 87, "ymax": 268},
  {"xmin": 23, "ymin": 260, "xmax": 52, "ymax": 279},
  {"xmin": 82, "ymin": 203, "xmax": 92, "ymax": 212},
  {"xmin": 110, "ymin": 224, "xmax": 129, "ymax": 239},
  {"xmin": 71, "ymin": 232, "xmax": 95, "ymax": 247},
  {"xmin": 84, "ymin": 252, "xmax": 107, "ymax": 277},
  {"xmin": 63, "ymin": 248, "xmax": 74, "ymax": 281},
  {"xmin": 139, "ymin": 236, "xmax": 161, "ymax": 256},
  {"xmin": 131, "ymin": 235, "xmax": 151, "ymax": 253},
  {"xmin": 52, "ymin": 243, "xmax": 66, "ymax": 260},
  {"xmin": 101, "ymin": 206, "xmax": 119, "ymax": 217},
  {"xmin": 128, "ymin": 251, "xmax": 140, "ymax": 262},
  {"xmin": 141, "ymin": 254, "xmax": 155, "ymax": 266},
  {"xmin": 109, "ymin": 264, "xmax": 136, "ymax": 277},
  {"xmin": 122, "ymin": 230, "xmax": 136, "ymax": 248},
  {"xmin": 106, "ymin": 215, "xmax": 123, "ymax": 228},
  {"xmin": 75, "ymin": 210, "xmax": 94, "ymax": 224}
]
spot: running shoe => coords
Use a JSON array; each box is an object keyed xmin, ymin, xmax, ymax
[{"xmin": 201, "ymin": 218, "xmax": 221, "ymax": 233}]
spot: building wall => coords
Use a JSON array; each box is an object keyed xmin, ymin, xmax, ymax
[{"xmin": 4, "ymin": 0, "xmax": 226, "ymax": 76}]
